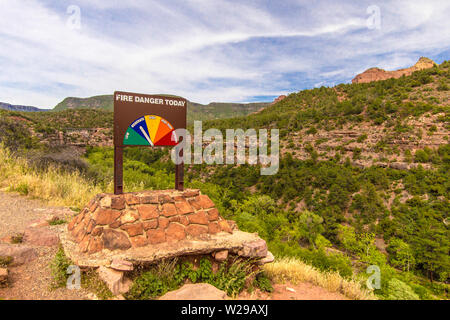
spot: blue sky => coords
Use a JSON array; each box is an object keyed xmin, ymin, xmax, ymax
[{"xmin": 0, "ymin": 0, "xmax": 449, "ymax": 108}]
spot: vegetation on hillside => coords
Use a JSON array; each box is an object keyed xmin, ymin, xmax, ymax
[{"xmin": 1, "ymin": 60, "xmax": 448, "ymax": 300}]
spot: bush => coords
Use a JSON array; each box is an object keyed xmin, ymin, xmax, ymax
[
  {"xmin": 126, "ymin": 257, "xmax": 255, "ymax": 300},
  {"xmin": 386, "ymin": 278, "xmax": 420, "ymax": 300},
  {"xmin": 253, "ymin": 272, "xmax": 274, "ymax": 293},
  {"xmin": 50, "ymin": 247, "xmax": 72, "ymax": 288}
]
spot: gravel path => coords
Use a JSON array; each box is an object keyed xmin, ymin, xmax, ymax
[
  {"xmin": 0, "ymin": 191, "xmax": 91, "ymax": 300},
  {"xmin": 0, "ymin": 191, "xmax": 49, "ymax": 238}
]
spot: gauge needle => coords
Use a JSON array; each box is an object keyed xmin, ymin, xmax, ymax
[{"xmin": 140, "ymin": 126, "xmax": 154, "ymax": 146}]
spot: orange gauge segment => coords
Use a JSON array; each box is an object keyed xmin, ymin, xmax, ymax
[{"xmin": 153, "ymin": 117, "xmax": 174, "ymax": 144}]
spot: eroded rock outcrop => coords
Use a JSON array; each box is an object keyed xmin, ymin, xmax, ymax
[{"xmin": 352, "ymin": 57, "xmax": 435, "ymax": 84}]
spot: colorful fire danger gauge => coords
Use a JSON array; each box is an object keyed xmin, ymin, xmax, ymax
[{"xmin": 123, "ymin": 115, "xmax": 178, "ymax": 146}]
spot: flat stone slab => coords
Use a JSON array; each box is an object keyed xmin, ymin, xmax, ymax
[
  {"xmin": 0, "ymin": 243, "xmax": 38, "ymax": 266},
  {"xmin": 159, "ymin": 283, "xmax": 229, "ymax": 300},
  {"xmin": 60, "ymin": 226, "xmax": 265, "ymax": 268}
]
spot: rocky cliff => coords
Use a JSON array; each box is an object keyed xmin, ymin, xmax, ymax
[{"xmin": 352, "ymin": 57, "xmax": 436, "ymax": 84}]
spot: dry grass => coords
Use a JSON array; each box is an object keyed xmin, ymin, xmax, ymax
[
  {"xmin": 0, "ymin": 146, "xmax": 109, "ymax": 209},
  {"xmin": 263, "ymin": 257, "xmax": 377, "ymax": 300}
]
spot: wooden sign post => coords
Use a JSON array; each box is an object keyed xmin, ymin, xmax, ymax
[{"xmin": 113, "ymin": 91, "xmax": 187, "ymax": 194}]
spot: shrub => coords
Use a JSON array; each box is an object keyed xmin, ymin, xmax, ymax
[
  {"xmin": 50, "ymin": 247, "xmax": 72, "ymax": 289},
  {"xmin": 0, "ymin": 256, "xmax": 13, "ymax": 267},
  {"xmin": 386, "ymin": 278, "xmax": 420, "ymax": 300},
  {"xmin": 253, "ymin": 272, "xmax": 274, "ymax": 293},
  {"xmin": 126, "ymin": 257, "xmax": 255, "ymax": 300}
]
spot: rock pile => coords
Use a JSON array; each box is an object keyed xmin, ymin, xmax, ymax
[{"xmin": 67, "ymin": 189, "xmax": 233, "ymax": 254}]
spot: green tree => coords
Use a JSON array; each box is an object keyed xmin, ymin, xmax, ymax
[
  {"xmin": 387, "ymin": 238, "xmax": 415, "ymax": 272},
  {"xmin": 297, "ymin": 210, "xmax": 324, "ymax": 248}
]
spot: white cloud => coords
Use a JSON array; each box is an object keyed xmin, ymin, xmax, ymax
[{"xmin": 0, "ymin": 0, "xmax": 448, "ymax": 108}]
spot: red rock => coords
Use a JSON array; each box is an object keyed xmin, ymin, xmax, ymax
[
  {"xmin": 111, "ymin": 196, "xmax": 126, "ymax": 210},
  {"xmin": 67, "ymin": 218, "xmax": 77, "ymax": 231},
  {"xmin": 182, "ymin": 190, "xmax": 199, "ymax": 198},
  {"xmin": 143, "ymin": 220, "xmax": 158, "ymax": 230},
  {"xmin": 206, "ymin": 208, "xmax": 219, "ymax": 221},
  {"xmin": 91, "ymin": 227, "xmax": 103, "ymax": 236},
  {"xmin": 111, "ymin": 259, "xmax": 134, "ymax": 271},
  {"xmin": 71, "ymin": 220, "xmax": 86, "ymax": 239},
  {"xmin": 79, "ymin": 236, "xmax": 90, "ymax": 253},
  {"xmin": 89, "ymin": 201, "xmax": 98, "ymax": 213},
  {"xmin": 188, "ymin": 211, "xmax": 209, "ymax": 225},
  {"xmin": 189, "ymin": 195, "xmax": 215, "ymax": 210},
  {"xmin": 139, "ymin": 194, "xmax": 158, "ymax": 204},
  {"xmin": 208, "ymin": 222, "xmax": 220, "ymax": 234},
  {"xmin": 96, "ymin": 209, "xmax": 121, "ymax": 225},
  {"xmin": 102, "ymin": 229, "xmax": 131, "ymax": 251},
  {"xmin": 88, "ymin": 238, "xmax": 103, "ymax": 254},
  {"xmin": 75, "ymin": 211, "xmax": 85, "ymax": 224},
  {"xmin": 165, "ymin": 223, "xmax": 186, "ymax": 242},
  {"xmin": 186, "ymin": 225, "xmax": 208, "ymax": 237},
  {"xmin": 121, "ymin": 223, "xmax": 144, "ymax": 237},
  {"xmin": 159, "ymin": 217, "xmax": 169, "ymax": 229},
  {"xmin": 27, "ymin": 218, "xmax": 49, "ymax": 228},
  {"xmin": 147, "ymin": 229, "xmax": 166, "ymax": 244},
  {"xmin": 272, "ymin": 95, "xmax": 287, "ymax": 105},
  {"xmin": 161, "ymin": 203, "xmax": 177, "ymax": 217},
  {"xmin": 175, "ymin": 200, "xmax": 194, "ymax": 215},
  {"xmin": 240, "ymin": 239, "xmax": 268, "ymax": 258},
  {"xmin": 173, "ymin": 196, "xmax": 185, "ymax": 201},
  {"xmin": 109, "ymin": 220, "xmax": 121, "ymax": 228},
  {"xmin": 23, "ymin": 227, "xmax": 60, "ymax": 247},
  {"xmin": 86, "ymin": 219, "xmax": 96, "ymax": 234},
  {"xmin": 0, "ymin": 244, "xmax": 37, "ymax": 265},
  {"xmin": 137, "ymin": 204, "xmax": 159, "ymax": 220},
  {"xmin": 100, "ymin": 196, "xmax": 112, "ymax": 208},
  {"xmin": 219, "ymin": 220, "xmax": 232, "ymax": 234},
  {"xmin": 130, "ymin": 235, "xmax": 148, "ymax": 248},
  {"xmin": 120, "ymin": 210, "xmax": 139, "ymax": 224},
  {"xmin": 159, "ymin": 283, "xmax": 228, "ymax": 300},
  {"xmin": 169, "ymin": 216, "xmax": 181, "ymax": 223},
  {"xmin": 352, "ymin": 57, "xmax": 435, "ymax": 84},
  {"xmin": 214, "ymin": 250, "xmax": 228, "ymax": 262},
  {"xmin": 180, "ymin": 216, "xmax": 189, "ymax": 226},
  {"xmin": 97, "ymin": 266, "xmax": 131, "ymax": 295},
  {"xmin": 124, "ymin": 194, "xmax": 140, "ymax": 205},
  {"xmin": 158, "ymin": 194, "xmax": 174, "ymax": 203}
]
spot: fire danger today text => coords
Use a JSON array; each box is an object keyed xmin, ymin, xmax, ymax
[{"xmin": 115, "ymin": 93, "xmax": 186, "ymax": 107}]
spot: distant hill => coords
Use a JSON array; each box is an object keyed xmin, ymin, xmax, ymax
[
  {"xmin": 352, "ymin": 57, "xmax": 436, "ymax": 84},
  {"xmin": 0, "ymin": 102, "xmax": 44, "ymax": 112},
  {"xmin": 53, "ymin": 95, "xmax": 270, "ymax": 124}
]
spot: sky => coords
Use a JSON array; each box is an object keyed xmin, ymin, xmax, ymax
[{"xmin": 0, "ymin": 0, "xmax": 449, "ymax": 109}]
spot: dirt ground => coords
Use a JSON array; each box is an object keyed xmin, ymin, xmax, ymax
[
  {"xmin": 0, "ymin": 191, "xmax": 90, "ymax": 300},
  {"xmin": 238, "ymin": 282, "xmax": 347, "ymax": 300}
]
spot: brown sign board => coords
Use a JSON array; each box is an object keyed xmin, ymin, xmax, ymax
[
  {"xmin": 113, "ymin": 91, "xmax": 187, "ymax": 194},
  {"xmin": 114, "ymin": 91, "xmax": 187, "ymax": 147}
]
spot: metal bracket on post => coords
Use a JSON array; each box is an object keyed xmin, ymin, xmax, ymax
[{"xmin": 114, "ymin": 146, "xmax": 124, "ymax": 195}]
